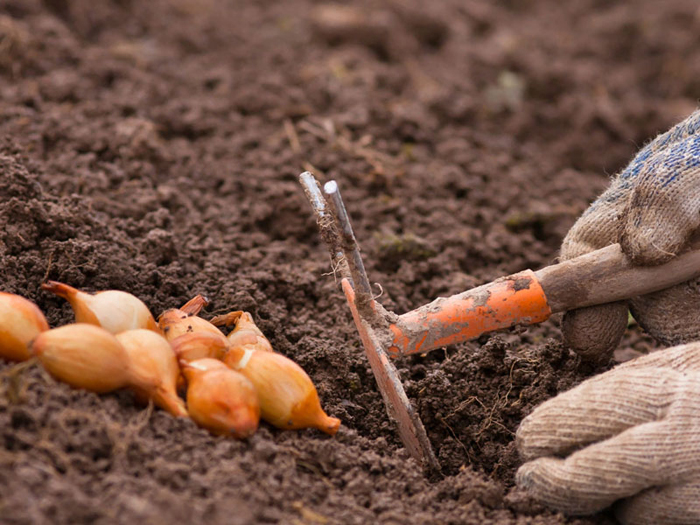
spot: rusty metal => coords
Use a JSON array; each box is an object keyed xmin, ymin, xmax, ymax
[
  {"xmin": 299, "ymin": 172, "xmax": 344, "ymax": 270},
  {"xmin": 299, "ymin": 172, "xmax": 440, "ymax": 473},
  {"xmin": 342, "ymin": 279, "xmax": 439, "ymax": 472},
  {"xmin": 323, "ymin": 180, "xmax": 373, "ymax": 299}
]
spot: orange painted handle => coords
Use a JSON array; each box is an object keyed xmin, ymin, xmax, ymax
[{"xmin": 387, "ymin": 270, "xmax": 552, "ymax": 357}]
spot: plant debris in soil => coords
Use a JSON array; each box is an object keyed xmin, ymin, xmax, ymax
[{"xmin": 1, "ymin": 0, "xmax": 699, "ymax": 523}]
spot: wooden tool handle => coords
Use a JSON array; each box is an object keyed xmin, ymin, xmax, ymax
[
  {"xmin": 536, "ymin": 242, "xmax": 700, "ymax": 313},
  {"xmin": 385, "ymin": 241, "xmax": 700, "ymax": 357},
  {"xmin": 386, "ymin": 270, "xmax": 551, "ymax": 356}
]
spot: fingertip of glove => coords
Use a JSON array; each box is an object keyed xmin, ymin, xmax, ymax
[
  {"xmin": 515, "ymin": 462, "xmax": 536, "ymax": 490},
  {"xmin": 619, "ymin": 175, "xmax": 697, "ymax": 266},
  {"xmin": 515, "ymin": 457, "xmax": 603, "ymax": 516},
  {"xmin": 620, "ymin": 225, "xmax": 681, "ymax": 266},
  {"xmin": 515, "ymin": 415, "xmax": 543, "ymax": 462},
  {"xmin": 515, "ymin": 458, "xmax": 557, "ymax": 493},
  {"xmin": 562, "ymin": 304, "xmax": 628, "ymax": 363},
  {"xmin": 514, "ymin": 419, "xmax": 531, "ymax": 459}
]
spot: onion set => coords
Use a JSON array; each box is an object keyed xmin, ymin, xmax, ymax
[
  {"xmin": 158, "ymin": 295, "xmax": 222, "ymax": 342},
  {"xmin": 171, "ymin": 331, "xmax": 230, "ymax": 363},
  {"xmin": 0, "ymin": 292, "xmax": 50, "ymax": 361},
  {"xmin": 181, "ymin": 358, "xmax": 260, "ymax": 438},
  {"xmin": 211, "ymin": 310, "xmax": 273, "ymax": 352},
  {"xmin": 32, "ymin": 323, "xmax": 133, "ymax": 393},
  {"xmin": 116, "ymin": 329, "xmax": 188, "ymax": 417},
  {"xmin": 224, "ymin": 343, "xmax": 340, "ymax": 435},
  {"xmin": 2, "ymin": 286, "xmax": 340, "ymax": 440},
  {"xmin": 42, "ymin": 281, "xmax": 158, "ymax": 334}
]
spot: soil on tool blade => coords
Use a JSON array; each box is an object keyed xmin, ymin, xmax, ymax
[{"xmin": 0, "ymin": 0, "xmax": 696, "ymax": 523}]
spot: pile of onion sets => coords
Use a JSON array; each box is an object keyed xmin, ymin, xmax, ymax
[{"xmin": 0, "ymin": 283, "xmax": 340, "ymax": 439}]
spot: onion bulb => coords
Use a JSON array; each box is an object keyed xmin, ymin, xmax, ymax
[
  {"xmin": 210, "ymin": 311, "xmax": 273, "ymax": 352},
  {"xmin": 170, "ymin": 331, "xmax": 230, "ymax": 363},
  {"xmin": 224, "ymin": 347, "xmax": 340, "ymax": 435},
  {"xmin": 181, "ymin": 358, "xmax": 260, "ymax": 438},
  {"xmin": 41, "ymin": 281, "xmax": 158, "ymax": 334},
  {"xmin": 116, "ymin": 329, "xmax": 187, "ymax": 417},
  {"xmin": 158, "ymin": 296, "xmax": 222, "ymax": 342},
  {"xmin": 0, "ymin": 292, "xmax": 50, "ymax": 361},
  {"xmin": 32, "ymin": 323, "xmax": 132, "ymax": 393}
]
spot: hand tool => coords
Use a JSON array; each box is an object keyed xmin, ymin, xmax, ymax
[{"xmin": 299, "ymin": 171, "xmax": 700, "ymax": 472}]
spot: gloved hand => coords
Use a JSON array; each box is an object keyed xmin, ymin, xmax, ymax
[
  {"xmin": 516, "ymin": 343, "xmax": 700, "ymax": 524},
  {"xmin": 560, "ymin": 110, "xmax": 700, "ymax": 361}
]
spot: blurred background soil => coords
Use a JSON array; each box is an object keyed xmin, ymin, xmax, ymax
[{"xmin": 0, "ymin": 0, "xmax": 698, "ymax": 523}]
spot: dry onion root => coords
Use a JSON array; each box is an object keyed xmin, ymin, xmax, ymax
[
  {"xmin": 41, "ymin": 281, "xmax": 158, "ymax": 334},
  {"xmin": 0, "ymin": 292, "xmax": 50, "ymax": 362},
  {"xmin": 181, "ymin": 358, "xmax": 260, "ymax": 438},
  {"xmin": 210, "ymin": 310, "xmax": 273, "ymax": 352},
  {"xmin": 170, "ymin": 331, "xmax": 230, "ymax": 363},
  {"xmin": 224, "ymin": 345, "xmax": 340, "ymax": 435},
  {"xmin": 32, "ymin": 323, "xmax": 132, "ymax": 393},
  {"xmin": 116, "ymin": 329, "xmax": 188, "ymax": 417},
  {"xmin": 158, "ymin": 295, "xmax": 222, "ymax": 342}
]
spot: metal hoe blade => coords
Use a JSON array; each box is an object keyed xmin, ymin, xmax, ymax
[{"xmin": 299, "ymin": 172, "xmax": 439, "ymax": 473}]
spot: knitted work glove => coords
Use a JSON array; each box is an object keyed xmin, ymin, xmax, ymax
[
  {"xmin": 516, "ymin": 343, "xmax": 700, "ymax": 524},
  {"xmin": 560, "ymin": 110, "xmax": 700, "ymax": 361}
]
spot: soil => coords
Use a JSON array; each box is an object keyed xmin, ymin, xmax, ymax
[{"xmin": 0, "ymin": 0, "xmax": 698, "ymax": 523}]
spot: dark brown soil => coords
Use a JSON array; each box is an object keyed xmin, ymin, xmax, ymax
[{"xmin": 1, "ymin": 0, "xmax": 698, "ymax": 523}]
